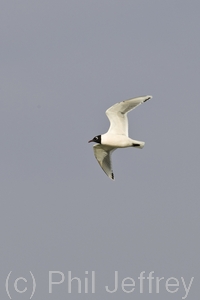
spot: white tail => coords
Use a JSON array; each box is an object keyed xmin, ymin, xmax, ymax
[{"xmin": 132, "ymin": 140, "xmax": 145, "ymax": 149}]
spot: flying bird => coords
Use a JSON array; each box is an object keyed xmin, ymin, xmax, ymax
[{"xmin": 88, "ymin": 95, "xmax": 152, "ymax": 180}]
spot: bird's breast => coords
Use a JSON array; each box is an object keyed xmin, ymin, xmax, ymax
[{"xmin": 101, "ymin": 134, "xmax": 133, "ymax": 148}]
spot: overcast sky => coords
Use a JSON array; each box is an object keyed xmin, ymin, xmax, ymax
[{"xmin": 0, "ymin": 1, "xmax": 200, "ymax": 299}]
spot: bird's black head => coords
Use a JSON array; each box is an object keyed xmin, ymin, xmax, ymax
[{"xmin": 88, "ymin": 135, "xmax": 101, "ymax": 144}]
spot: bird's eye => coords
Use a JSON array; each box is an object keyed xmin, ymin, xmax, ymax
[{"xmin": 95, "ymin": 136, "xmax": 98, "ymax": 140}]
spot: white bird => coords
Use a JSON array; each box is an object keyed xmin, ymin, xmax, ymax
[{"xmin": 88, "ymin": 95, "xmax": 152, "ymax": 180}]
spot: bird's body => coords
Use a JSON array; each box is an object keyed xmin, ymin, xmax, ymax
[
  {"xmin": 88, "ymin": 95, "xmax": 152, "ymax": 180},
  {"xmin": 101, "ymin": 133, "xmax": 145, "ymax": 148}
]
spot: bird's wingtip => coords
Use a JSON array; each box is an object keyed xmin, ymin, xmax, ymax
[
  {"xmin": 110, "ymin": 172, "xmax": 115, "ymax": 180},
  {"xmin": 144, "ymin": 95, "xmax": 153, "ymax": 102}
]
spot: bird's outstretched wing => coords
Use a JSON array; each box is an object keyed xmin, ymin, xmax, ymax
[
  {"xmin": 106, "ymin": 95, "xmax": 152, "ymax": 136},
  {"xmin": 93, "ymin": 144, "xmax": 116, "ymax": 180}
]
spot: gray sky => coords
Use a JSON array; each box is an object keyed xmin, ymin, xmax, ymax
[{"xmin": 0, "ymin": 1, "xmax": 199, "ymax": 299}]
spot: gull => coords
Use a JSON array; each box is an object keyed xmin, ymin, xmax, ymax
[{"xmin": 88, "ymin": 95, "xmax": 152, "ymax": 180}]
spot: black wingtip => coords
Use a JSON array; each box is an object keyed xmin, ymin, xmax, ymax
[
  {"xmin": 111, "ymin": 173, "xmax": 114, "ymax": 180},
  {"xmin": 144, "ymin": 96, "xmax": 152, "ymax": 102}
]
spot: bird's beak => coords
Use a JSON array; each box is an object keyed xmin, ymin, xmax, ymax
[{"xmin": 88, "ymin": 139, "xmax": 93, "ymax": 143}]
